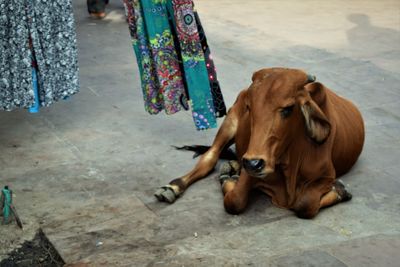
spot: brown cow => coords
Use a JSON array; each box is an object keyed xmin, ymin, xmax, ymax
[{"xmin": 155, "ymin": 68, "xmax": 365, "ymax": 218}]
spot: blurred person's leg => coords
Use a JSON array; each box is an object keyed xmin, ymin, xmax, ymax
[{"xmin": 87, "ymin": 0, "xmax": 107, "ymax": 19}]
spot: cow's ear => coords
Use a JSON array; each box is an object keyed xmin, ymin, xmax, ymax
[
  {"xmin": 304, "ymin": 82, "xmax": 327, "ymax": 106},
  {"xmin": 299, "ymin": 87, "xmax": 331, "ymax": 144},
  {"xmin": 252, "ymin": 69, "xmax": 264, "ymax": 81}
]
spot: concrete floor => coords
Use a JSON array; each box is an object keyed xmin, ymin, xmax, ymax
[{"xmin": 1, "ymin": 0, "xmax": 400, "ymax": 266}]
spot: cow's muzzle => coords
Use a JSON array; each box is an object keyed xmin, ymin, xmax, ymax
[
  {"xmin": 242, "ymin": 158, "xmax": 266, "ymax": 177},
  {"xmin": 242, "ymin": 157, "xmax": 276, "ymax": 178}
]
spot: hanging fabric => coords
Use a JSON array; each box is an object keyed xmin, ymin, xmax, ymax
[
  {"xmin": 126, "ymin": 0, "xmax": 164, "ymax": 114},
  {"xmin": 194, "ymin": 11, "xmax": 226, "ymax": 118},
  {"xmin": 125, "ymin": 0, "xmax": 226, "ymax": 130},
  {"xmin": 126, "ymin": 0, "xmax": 188, "ymax": 115},
  {"xmin": 167, "ymin": 0, "xmax": 217, "ymax": 129},
  {"xmin": 141, "ymin": 0, "xmax": 189, "ymax": 115},
  {"xmin": 0, "ymin": 0, "xmax": 79, "ymax": 111}
]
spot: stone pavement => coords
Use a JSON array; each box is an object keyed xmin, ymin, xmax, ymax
[{"xmin": 1, "ymin": 0, "xmax": 399, "ymax": 266}]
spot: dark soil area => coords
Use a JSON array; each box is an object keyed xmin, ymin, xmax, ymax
[{"xmin": 0, "ymin": 229, "xmax": 64, "ymax": 267}]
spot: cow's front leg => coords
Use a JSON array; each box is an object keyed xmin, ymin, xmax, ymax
[
  {"xmin": 294, "ymin": 179, "xmax": 352, "ymax": 219},
  {"xmin": 219, "ymin": 162, "xmax": 253, "ymax": 214},
  {"xmin": 155, "ymin": 106, "xmax": 240, "ymax": 203}
]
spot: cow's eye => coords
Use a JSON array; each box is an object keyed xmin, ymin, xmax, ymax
[{"xmin": 281, "ymin": 105, "xmax": 294, "ymax": 118}]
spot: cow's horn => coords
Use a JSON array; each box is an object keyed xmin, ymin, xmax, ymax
[{"xmin": 307, "ymin": 74, "xmax": 316, "ymax": 83}]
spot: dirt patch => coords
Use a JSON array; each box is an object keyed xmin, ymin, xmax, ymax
[{"xmin": 0, "ymin": 229, "xmax": 64, "ymax": 267}]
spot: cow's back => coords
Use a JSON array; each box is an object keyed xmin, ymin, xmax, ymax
[{"xmin": 327, "ymin": 89, "xmax": 365, "ymax": 177}]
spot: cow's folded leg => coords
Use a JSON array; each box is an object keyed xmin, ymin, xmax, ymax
[
  {"xmin": 294, "ymin": 179, "xmax": 351, "ymax": 219},
  {"xmin": 293, "ymin": 178, "xmax": 332, "ymax": 219},
  {"xmin": 293, "ymin": 180, "xmax": 353, "ymax": 218},
  {"xmin": 293, "ymin": 193, "xmax": 321, "ymax": 219},
  {"xmin": 223, "ymin": 171, "xmax": 253, "ymax": 214}
]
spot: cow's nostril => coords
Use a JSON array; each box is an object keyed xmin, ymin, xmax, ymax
[{"xmin": 242, "ymin": 158, "xmax": 265, "ymax": 171}]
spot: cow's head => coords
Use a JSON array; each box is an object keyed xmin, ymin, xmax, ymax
[{"xmin": 242, "ymin": 68, "xmax": 331, "ymax": 178}]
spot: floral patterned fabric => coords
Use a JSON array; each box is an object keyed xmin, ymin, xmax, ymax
[
  {"xmin": 125, "ymin": 0, "xmax": 225, "ymax": 130},
  {"xmin": 167, "ymin": 0, "xmax": 216, "ymax": 129},
  {"xmin": 0, "ymin": 0, "xmax": 79, "ymax": 111},
  {"xmin": 126, "ymin": 0, "xmax": 187, "ymax": 115},
  {"xmin": 126, "ymin": 0, "xmax": 163, "ymax": 114}
]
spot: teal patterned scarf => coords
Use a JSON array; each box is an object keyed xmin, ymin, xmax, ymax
[{"xmin": 125, "ymin": 0, "xmax": 225, "ymax": 130}]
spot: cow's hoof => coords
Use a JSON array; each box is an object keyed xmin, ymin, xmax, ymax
[
  {"xmin": 154, "ymin": 186, "xmax": 177, "ymax": 203},
  {"xmin": 219, "ymin": 160, "xmax": 240, "ymax": 185},
  {"xmin": 229, "ymin": 160, "xmax": 241, "ymax": 174},
  {"xmin": 334, "ymin": 180, "xmax": 352, "ymax": 202},
  {"xmin": 219, "ymin": 162, "xmax": 232, "ymax": 185}
]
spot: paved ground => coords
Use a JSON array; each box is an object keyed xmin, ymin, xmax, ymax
[{"xmin": 1, "ymin": 0, "xmax": 400, "ymax": 266}]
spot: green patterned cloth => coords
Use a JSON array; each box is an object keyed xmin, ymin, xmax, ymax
[{"xmin": 125, "ymin": 0, "xmax": 223, "ymax": 130}]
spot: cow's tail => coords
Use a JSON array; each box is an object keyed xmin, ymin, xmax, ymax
[{"xmin": 172, "ymin": 145, "xmax": 237, "ymax": 160}]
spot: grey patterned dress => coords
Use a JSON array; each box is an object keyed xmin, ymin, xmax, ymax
[{"xmin": 0, "ymin": 0, "xmax": 79, "ymax": 111}]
